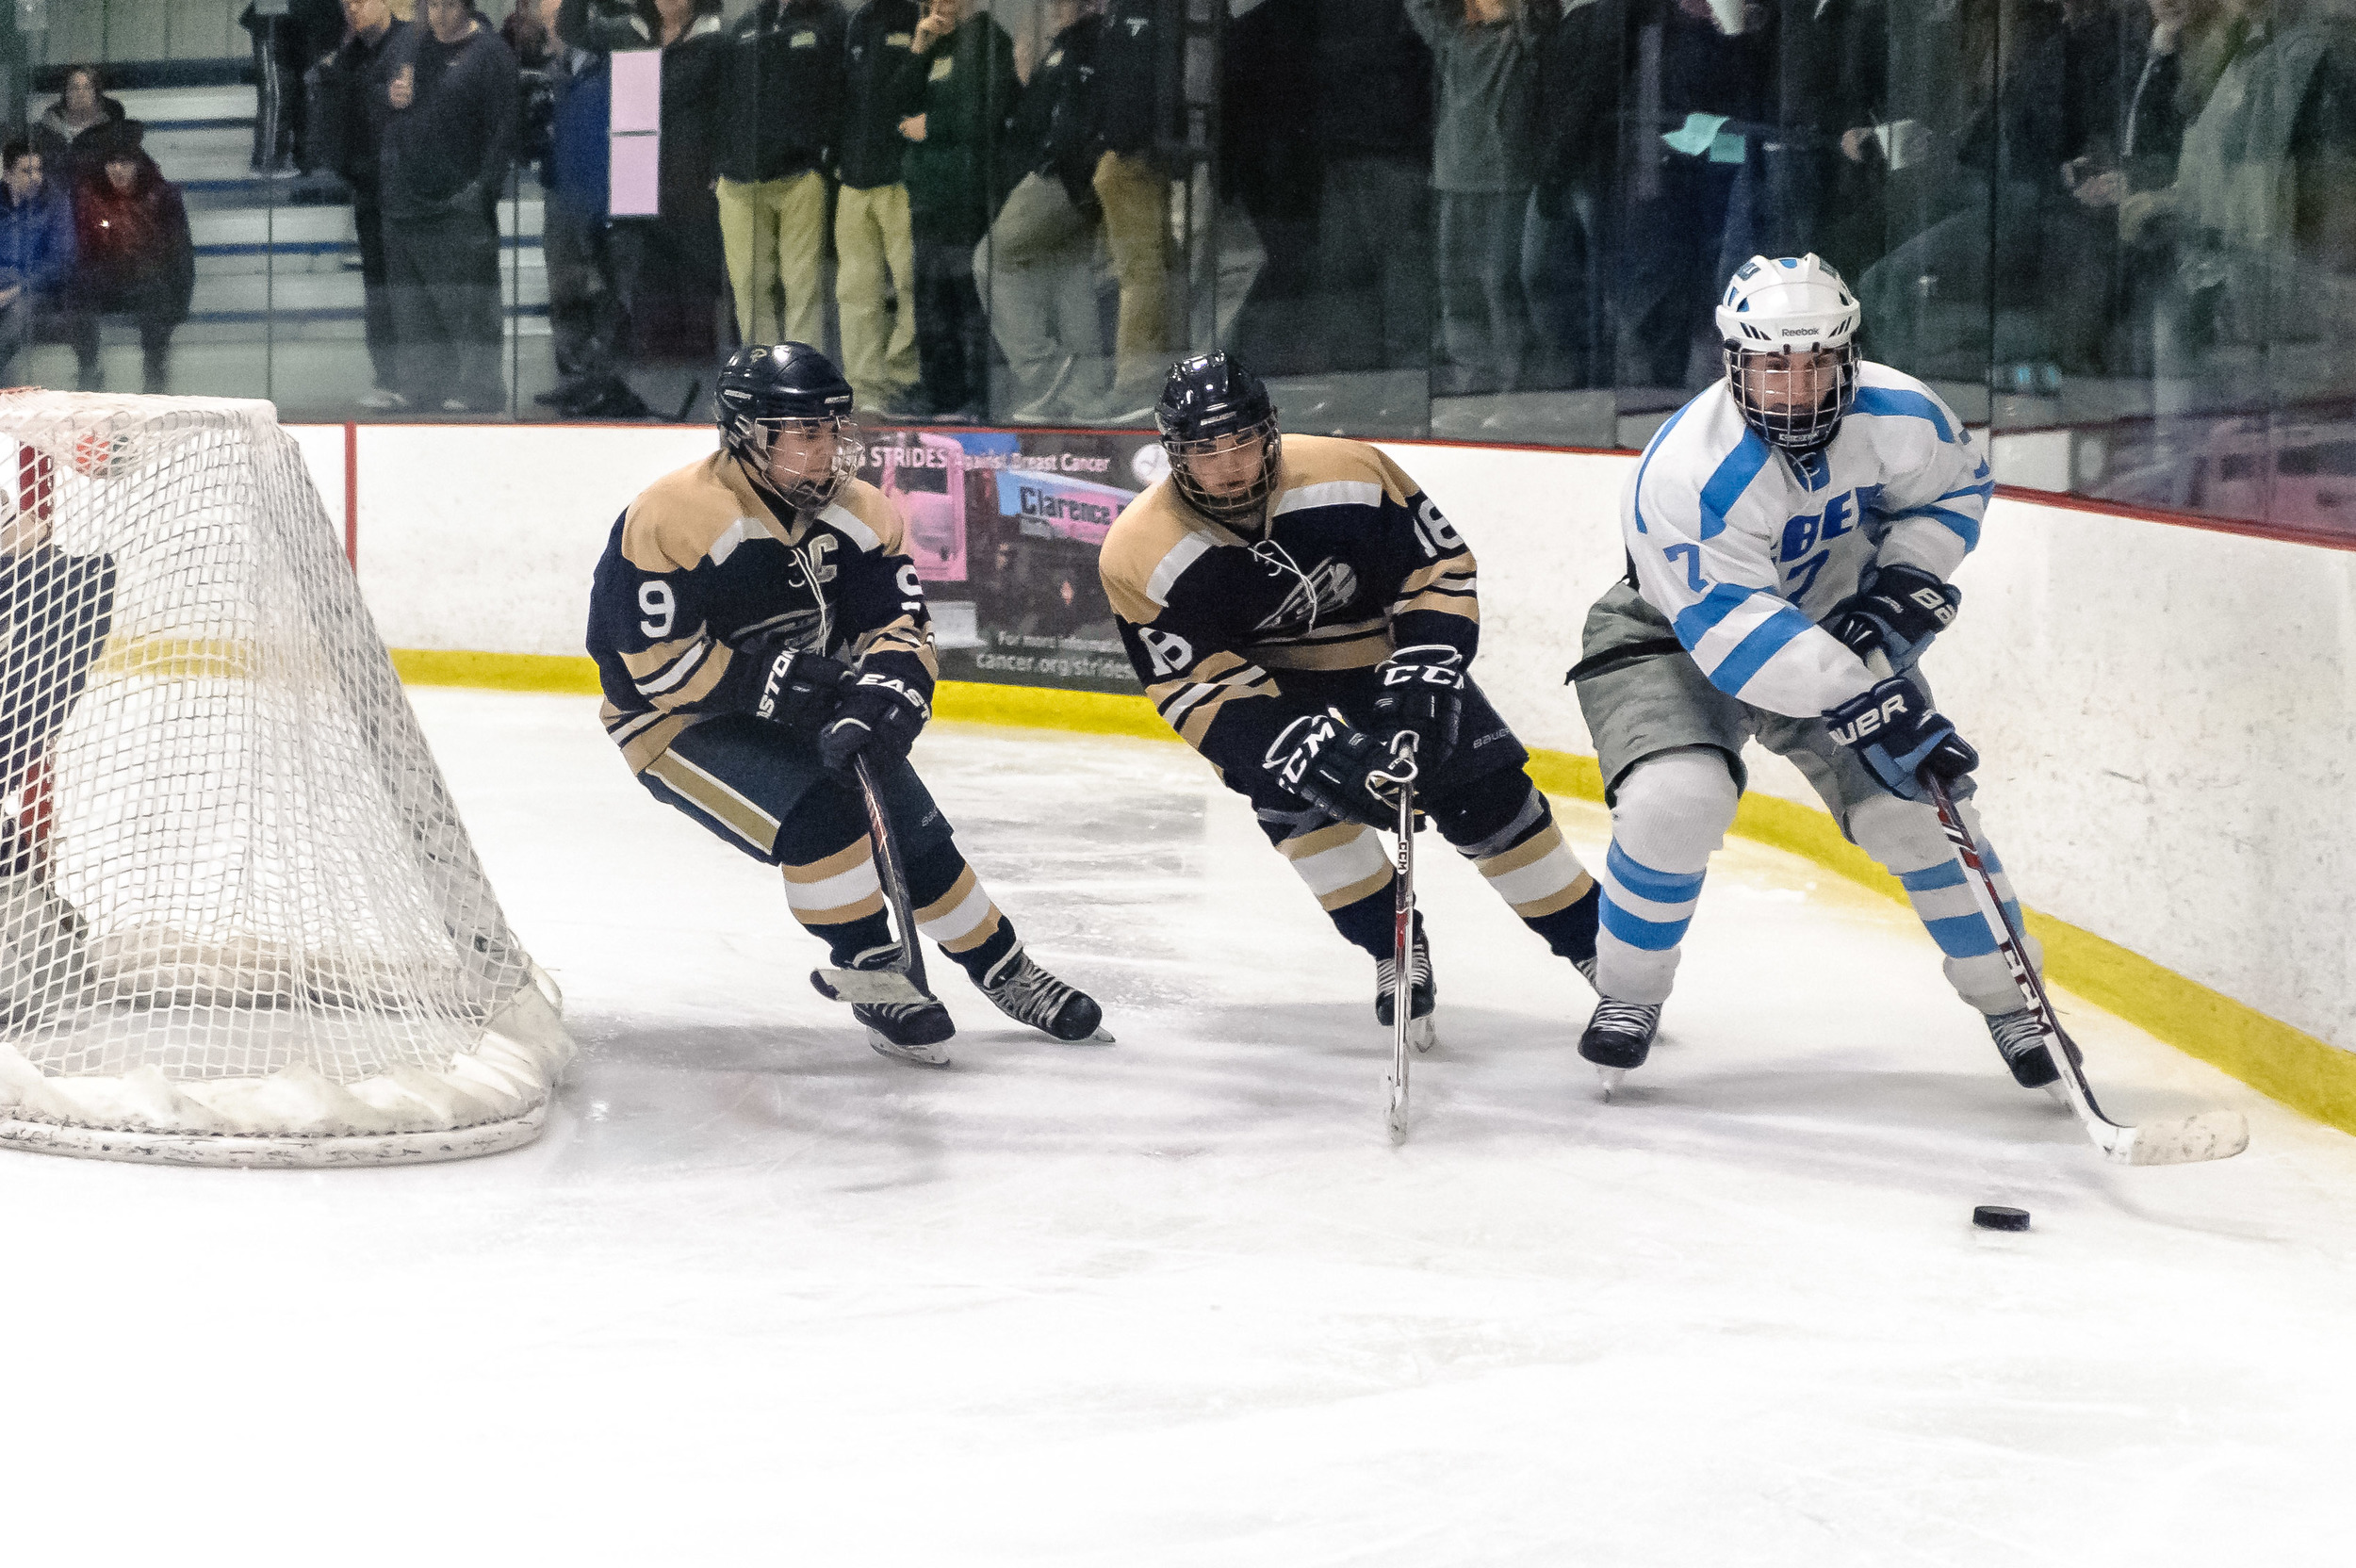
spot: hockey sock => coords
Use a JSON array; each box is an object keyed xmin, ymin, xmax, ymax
[
  {"xmin": 775, "ymin": 790, "xmax": 895, "ymax": 965},
  {"xmin": 902, "ymin": 840, "xmax": 1020, "ymax": 982},
  {"xmin": 1433, "ymin": 772, "xmax": 1599, "ymax": 964},
  {"xmin": 1846, "ymin": 792, "xmax": 2045, "ymax": 1016},
  {"xmin": 1260, "ymin": 815, "xmax": 1399, "ymax": 958},
  {"xmin": 1594, "ymin": 748, "xmax": 1737, "ymax": 1004}
]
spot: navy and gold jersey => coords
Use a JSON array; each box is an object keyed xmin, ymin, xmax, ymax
[
  {"xmin": 585, "ymin": 453, "xmax": 936, "ymax": 772},
  {"xmin": 1098, "ymin": 435, "xmax": 1478, "ymax": 792}
]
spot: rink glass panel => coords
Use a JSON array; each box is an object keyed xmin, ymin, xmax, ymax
[{"xmin": 9, "ymin": 1, "xmax": 2353, "ymax": 537}]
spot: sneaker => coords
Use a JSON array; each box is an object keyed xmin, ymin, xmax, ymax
[
  {"xmin": 533, "ymin": 380, "xmax": 595, "ymax": 408},
  {"xmin": 355, "ymin": 387, "xmax": 407, "ymax": 410},
  {"xmin": 1985, "ymin": 1005, "xmax": 2079, "ymax": 1089},
  {"xmin": 814, "ymin": 943, "xmax": 955, "ymax": 1067},
  {"xmin": 976, "ymin": 944, "xmax": 1110, "ymax": 1042},
  {"xmin": 1579, "ymin": 995, "xmax": 1661, "ymax": 1072},
  {"xmin": 440, "ymin": 399, "xmax": 471, "ymax": 413},
  {"xmin": 571, "ymin": 384, "xmax": 654, "ymax": 420},
  {"xmin": 1374, "ymin": 929, "xmax": 1436, "ymax": 1052}
]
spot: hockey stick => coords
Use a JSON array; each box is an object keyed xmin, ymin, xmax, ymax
[
  {"xmin": 1370, "ymin": 740, "xmax": 1422, "ymax": 1145},
  {"xmin": 810, "ymin": 756, "xmax": 942, "ymax": 1016},
  {"xmin": 1920, "ymin": 771, "xmax": 2247, "ymax": 1166}
]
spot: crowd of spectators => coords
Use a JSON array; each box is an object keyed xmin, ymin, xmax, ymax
[{"xmin": 7, "ymin": 0, "xmax": 2351, "ymax": 437}]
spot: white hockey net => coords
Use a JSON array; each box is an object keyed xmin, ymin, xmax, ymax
[{"xmin": 0, "ymin": 391, "xmax": 571, "ymax": 1166}]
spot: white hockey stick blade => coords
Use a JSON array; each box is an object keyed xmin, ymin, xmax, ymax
[
  {"xmin": 865, "ymin": 1027, "xmax": 952, "ymax": 1070},
  {"xmin": 812, "ymin": 967, "xmax": 936, "ymax": 1006},
  {"xmin": 1595, "ymin": 1066, "xmax": 1627, "ymax": 1101},
  {"xmin": 1384, "ymin": 1073, "xmax": 1408, "ymax": 1144},
  {"xmin": 2098, "ymin": 1109, "xmax": 2250, "ymax": 1167},
  {"xmin": 1408, "ymin": 1014, "xmax": 1436, "ymax": 1054}
]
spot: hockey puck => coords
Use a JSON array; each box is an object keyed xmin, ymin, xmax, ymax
[{"xmin": 1972, "ymin": 1205, "xmax": 2031, "ymax": 1232}]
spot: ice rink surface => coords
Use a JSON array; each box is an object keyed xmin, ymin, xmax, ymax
[{"xmin": 5, "ymin": 688, "xmax": 2352, "ymax": 1565}]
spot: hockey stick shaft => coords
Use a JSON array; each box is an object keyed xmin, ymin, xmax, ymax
[
  {"xmin": 1387, "ymin": 774, "xmax": 1415, "ymax": 1144},
  {"xmin": 855, "ymin": 754, "xmax": 932, "ymax": 999}
]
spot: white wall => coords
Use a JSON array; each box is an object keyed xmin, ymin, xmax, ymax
[{"xmin": 291, "ymin": 422, "xmax": 2356, "ymax": 1056}]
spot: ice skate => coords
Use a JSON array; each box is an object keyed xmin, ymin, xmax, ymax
[
  {"xmin": 1374, "ymin": 929, "xmax": 1436, "ymax": 1053},
  {"xmin": 1580, "ymin": 996, "xmax": 1661, "ymax": 1098},
  {"xmin": 812, "ymin": 944, "xmax": 954, "ymax": 1068},
  {"xmin": 1986, "ymin": 1005, "xmax": 2079, "ymax": 1102},
  {"xmin": 978, "ymin": 944, "xmax": 1112, "ymax": 1043}
]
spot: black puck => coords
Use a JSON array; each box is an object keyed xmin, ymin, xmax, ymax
[{"xmin": 1972, "ymin": 1204, "xmax": 2031, "ymax": 1232}]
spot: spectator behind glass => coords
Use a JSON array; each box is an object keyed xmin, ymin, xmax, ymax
[
  {"xmin": 382, "ymin": 0, "xmax": 519, "ymax": 414},
  {"xmin": 558, "ymin": 0, "xmax": 729, "ymax": 420},
  {"xmin": 31, "ymin": 68, "xmax": 128, "ymax": 194},
  {"xmin": 1725, "ymin": 0, "xmax": 1891, "ymax": 288},
  {"xmin": 240, "ymin": 0, "xmax": 347, "ymax": 174},
  {"xmin": 979, "ymin": 0, "xmax": 1107, "ymax": 422},
  {"xmin": 66, "ymin": 124, "xmax": 195, "ymax": 395},
  {"xmin": 314, "ymin": 0, "xmax": 414, "ymax": 409},
  {"xmin": 1525, "ymin": 0, "xmax": 1618, "ymax": 392},
  {"xmin": 1220, "ymin": 0, "xmax": 1321, "ymax": 376},
  {"xmin": 1088, "ymin": 0, "xmax": 1176, "ymax": 416},
  {"xmin": 713, "ymin": 0, "xmax": 846, "ymax": 353},
  {"xmin": 837, "ymin": 0, "xmax": 925, "ymax": 412},
  {"xmin": 1310, "ymin": 0, "xmax": 1435, "ymax": 388},
  {"xmin": 892, "ymin": 0, "xmax": 1020, "ymax": 421},
  {"xmin": 1407, "ymin": 0, "xmax": 1543, "ymax": 397},
  {"xmin": 0, "ymin": 143, "xmax": 76, "ymax": 385},
  {"xmin": 532, "ymin": 0, "xmax": 649, "ymax": 417}
]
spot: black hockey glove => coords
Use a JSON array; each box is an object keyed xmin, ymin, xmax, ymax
[
  {"xmin": 1825, "ymin": 675, "xmax": 1979, "ymax": 802},
  {"xmin": 1825, "ymin": 564, "xmax": 1961, "ymax": 668},
  {"xmin": 818, "ymin": 669, "xmax": 931, "ymax": 783},
  {"xmin": 1265, "ymin": 710, "xmax": 1410, "ymax": 829},
  {"xmin": 743, "ymin": 642, "xmax": 852, "ymax": 739},
  {"xmin": 1370, "ymin": 645, "xmax": 1464, "ymax": 771}
]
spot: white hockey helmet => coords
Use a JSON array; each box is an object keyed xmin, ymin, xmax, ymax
[{"xmin": 1715, "ymin": 253, "xmax": 1861, "ymax": 452}]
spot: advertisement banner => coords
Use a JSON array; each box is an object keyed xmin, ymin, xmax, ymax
[{"xmin": 860, "ymin": 425, "xmax": 1170, "ymax": 694}]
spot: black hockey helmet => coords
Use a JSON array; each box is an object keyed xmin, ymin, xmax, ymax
[
  {"xmin": 1155, "ymin": 351, "xmax": 1282, "ymax": 527},
  {"xmin": 717, "ymin": 342, "xmax": 859, "ymax": 515}
]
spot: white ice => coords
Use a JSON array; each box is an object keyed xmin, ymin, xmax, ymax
[{"xmin": 5, "ymin": 687, "xmax": 2352, "ymax": 1565}]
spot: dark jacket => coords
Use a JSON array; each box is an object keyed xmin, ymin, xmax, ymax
[
  {"xmin": 313, "ymin": 19, "xmax": 412, "ymax": 196},
  {"xmin": 381, "ymin": 19, "xmax": 520, "ymax": 218},
  {"xmin": 542, "ymin": 43, "xmax": 613, "ymax": 213},
  {"xmin": 1405, "ymin": 0, "xmax": 1544, "ymax": 192},
  {"xmin": 72, "ymin": 149, "xmax": 195, "ymax": 321},
  {"xmin": 1310, "ymin": 0, "xmax": 1432, "ymax": 163},
  {"xmin": 890, "ymin": 9, "xmax": 1021, "ymax": 242},
  {"xmin": 1092, "ymin": 0, "xmax": 1164, "ymax": 159},
  {"xmin": 30, "ymin": 94, "xmax": 130, "ymax": 189},
  {"xmin": 715, "ymin": 0, "xmax": 846, "ymax": 184},
  {"xmin": 0, "ymin": 173, "xmax": 74, "ymax": 298},
  {"xmin": 1012, "ymin": 11, "xmax": 1104, "ymax": 206},
  {"xmin": 839, "ymin": 0, "xmax": 923, "ymax": 189}
]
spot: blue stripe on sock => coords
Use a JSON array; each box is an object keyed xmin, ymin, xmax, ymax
[
  {"xmin": 1922, "ymin": 910, "xmax": 2001, "ymax": 958},
  {"xmin": 1600, "ymin": 892, "xmax": 1693, "ymax": 952},
  {"xmin": 1898, "ymin": 859, "xmax": 1967, "ymax": 892},
  {"xmin": 1606, "ymin": 841, "xmax": 1706, "ymax": 905}
]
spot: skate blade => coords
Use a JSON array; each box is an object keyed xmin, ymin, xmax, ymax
[
  {"xmin": 2039, "ymin": 1080, "xmax": 2070, "ymax": 1108},
  {"xmin": 1408, "ymin": 1014, "xmax": 1436, "ymax": 1054},
  {"xmin": 1595, "ymin": 1066, "xmax": 1627, "ymax": 1101},
  {"xmin": 814, "ymin": 966, "xmax": 935, "ymax": 1006},
  {"xmin": 866, "ymin": 1027, "xmax": 952, "ymax": 1069},
  {"xmin": 1081, "ymin": 1027, "xmax": 1117, "ymax": 1044}
]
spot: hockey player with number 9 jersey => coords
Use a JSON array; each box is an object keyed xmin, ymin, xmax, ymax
[
  {"xmin": 585, "ymin": 342, "xmax": 1105, "ymax": 1066},
  {"xmin": 1100, "ymin": 353, "xmax": 1603, "ymax": 1046},
  {"xmin": 1568, "ymin": 253, "xmax": 2057, "ymax": 1091}
]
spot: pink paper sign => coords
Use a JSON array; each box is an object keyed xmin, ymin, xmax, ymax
[
  {"xmin": 609, "ymin": 134, "xmax": 661, "ymax": 217},
  {"xmin": 609, "ymin": 49, "xmax": 663, "ymax": 134}
]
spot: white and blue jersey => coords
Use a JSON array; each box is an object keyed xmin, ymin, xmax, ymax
[{"xmin": 1621, "ymin": 362, "xmax": 1990, "ymax": 719}]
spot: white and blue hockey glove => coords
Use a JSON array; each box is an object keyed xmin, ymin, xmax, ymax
[
  {"xmin": 1825, "ymin": 675, "xmax": 1978, "ymax": 801},
  {"xmin": 818, "ymin": 670, "xmax": 930, "ymax": 783},
  {"xmin": 1370, "ymin": 645, "xmax": 1464, "ymax": 772},
  {"xmin": 1825, "ymin": 564, "xmax": 1961, "ymax": 668}
]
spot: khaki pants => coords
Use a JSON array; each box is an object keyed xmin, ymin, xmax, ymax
[
  {"xmin": 716, "ymin": 172, "xmax": 829, "ymax": 349},
  {"xmin": 834, "ymin": 182, "xmax": 922, "ymax": 405},
  {"xmin": 1091, "ymin": 150, "xmax": 1171, "ymax": 400}
]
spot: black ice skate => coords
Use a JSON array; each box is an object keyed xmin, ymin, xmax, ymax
[
  {"xmin": 1374, "ymin": 930, "xmax": 1437, "ymax": 1053},
  {"xmin": 1580, "ymin": 995, "xmax": 1661, "ymax": 1099},
  {"xmin": 811, "ymin": 943, "xmax": 955, "ymax": 1068},
  {"xmin": 978, "ymin": 944, "xmax": 1113, "ymax": 1043},
  {"xmin": 1986, "ymin": 1005, "xmax": 2080, "ymax": 1101}
]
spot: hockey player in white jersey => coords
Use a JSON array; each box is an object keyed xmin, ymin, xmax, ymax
[{"xmin": 1568, "ymin": 253, "xmax": 2059, "ymax": 1091}]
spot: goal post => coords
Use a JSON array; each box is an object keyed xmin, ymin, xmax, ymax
[{"xmin": 0, "ymin": 390, "xmax": 573, "ymax": 1167}]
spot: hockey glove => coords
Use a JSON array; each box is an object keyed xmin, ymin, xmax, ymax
[
  {"xmin": 1265, "ymin": 710, "xmax": 1408, "ymax": 829},
  {"xmin": 818, "ymin": 670, "xmax": 931, "ymax": 782},
  {"xmin": 1825, "ymin": 564, "xmax": 1961, "ymax": 668},
  {"xmin": 1370, "ymin": 645, "xmax": 1464, "ymax": 771},
  {"xmin": 1825, "ymin": 675, "xmax": 1979, "ymax": 802},
  {"xmin": 744, "ymin": 643, "xmax": 852, "ymax": 739}
]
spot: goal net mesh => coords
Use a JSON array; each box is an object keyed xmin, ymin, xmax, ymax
[{"xmin": 0, "ymin": 391, "xmax": 570, "ymax": 1164}]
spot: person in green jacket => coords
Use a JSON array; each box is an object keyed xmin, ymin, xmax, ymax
[{"xmin": 891, "ymin": 0, "xmax": 1019, "ymax": 418}]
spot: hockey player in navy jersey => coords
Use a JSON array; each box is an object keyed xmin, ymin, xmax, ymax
[
  {"xmin": 585, "ymin": 343, "xmax": 1105, "ymax": 1065},
  {"xmin": 1101, "ymin": 352, "xmax": 1602, "ymax": 1044},
  {"xmin": 1568, "ymin": 253, "xmax": 2058, "ymax": 1091}
]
